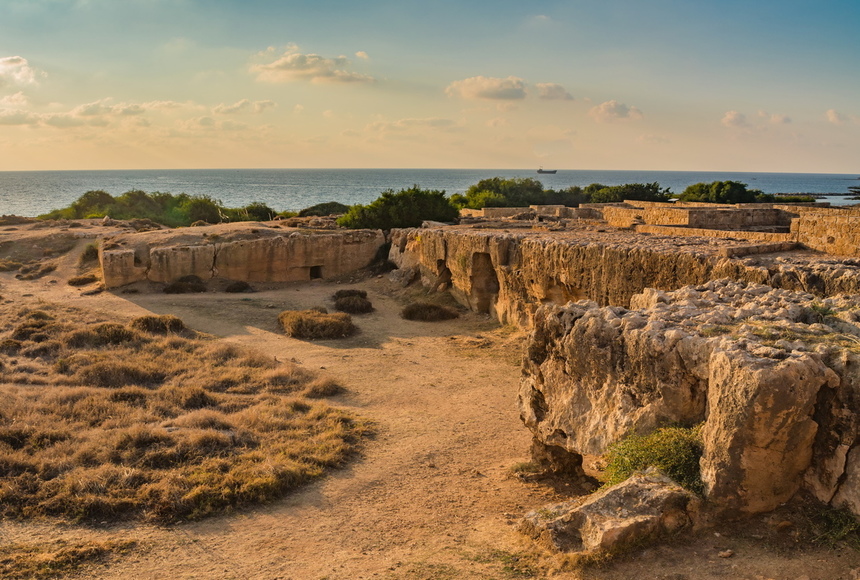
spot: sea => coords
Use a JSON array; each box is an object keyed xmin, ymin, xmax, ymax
[{"xmin": 1, "ymin": 168, "xmax": 858, "ymax": 218}]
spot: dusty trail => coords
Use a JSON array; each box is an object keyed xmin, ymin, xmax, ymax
[{"xmin": 1, "ymin": 274, "xmax": 563, "ymax": 579}]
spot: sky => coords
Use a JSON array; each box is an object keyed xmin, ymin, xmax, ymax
[{"xmin": 0, "ymin": 0, "xmax": 858, "ymax": 173}]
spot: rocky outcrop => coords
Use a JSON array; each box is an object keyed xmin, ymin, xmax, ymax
[
  {"xmin": 521, "ymin": 280, "xmax": 860, "ymax": 517},
  {"xmin": 390, "ymin": 227, "xmax": 860, "ymax": 327},
  {"xmin": 100, "ymin": 222, "xmax": 384, "ymax": 288},
  {"xmin": 520, "ymin": 468, "xmax": 698, "ymax": 553}
]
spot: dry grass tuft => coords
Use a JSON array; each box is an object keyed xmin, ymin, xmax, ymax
[
  {"xmin": 67, "ymin": 274, "xmax": 99, "ymax": 287},
  {"xmin": 0, "ymin": 301, "xmax": 368, "ymax": 523},
  {"xmin": 332, "ymin": 289, "xmax": 367, "ymax": 300},
  {"xmin": 0, "ymin": 539, "xmax": 136, "ymax": 579},
  {"xmin": 278, "ymin": 309, "xmax": 357, "ymax": 339},
  {"xmin": 401, "ymin": 302, "xmax": 460, "ymax": 322},
  {"xmin": 334, "ymin": 295, "xmax": 374, "ymax": 314},
  {"xmin": 129, "ymin": 314, "xmax": 187, "ymax": 334}
]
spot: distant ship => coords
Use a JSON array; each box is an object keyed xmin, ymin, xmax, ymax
[{"xmin": 537, "ymin": 167, "xmax": 557, "ymax": 174}]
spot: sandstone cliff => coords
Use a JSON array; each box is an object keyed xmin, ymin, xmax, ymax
[
  {"xmin": 100, "ymin": 222, "xmax": 385, "ymax": 288},
  {"xmin": 390, "ymin": 226, "xmax": 860, "ymax": 326},
  {"xmin": 521, "ymin": 280, "xmax": 860, "ymax": 516}
]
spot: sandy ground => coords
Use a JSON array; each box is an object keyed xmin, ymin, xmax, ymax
[{"xmin": 1, "ymin": 230, "xmax": 860, "ymax": 579}]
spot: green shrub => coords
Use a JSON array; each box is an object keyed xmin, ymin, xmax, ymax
[
  {"xmin": 603, "ymin": 425, "xmax": 704, "ymax": 493},
  {"xmin": 588, "ymin": 182, "xmax": 670, "ymax": 203},
  {"xmin": 337, "ymin": 186, "xmax": 458, "ymax": 230},
  {"xmin": 278, "ymin": 310, "xmax": 357, "ymax": 339},
  {"xmin": 299, "ymin": 201, "xmax": 350, "ymax": 217},
  {"xmin": 334, "ymin": 295, "xmax": 374, "ymax": 314},
  {"xmin": 678, "ymin": 181, "xmax": 762, "ymax": 204},
  {"xmin": 400, "ymin": 302, "xmax": 459, "ymax": 322}
]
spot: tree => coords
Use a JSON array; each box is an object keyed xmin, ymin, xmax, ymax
[
  {"xmin": 456, "ymin": 177, "xmax": 545, "ymax": 209},
  {"xmin": 678, "ymin": 181, "xmax": 762, "ymax": 204},
  {"xmin": 588, "ymin": 182, "xmax": 670, "ymax": 203},
  {"xmin": 337, "ymin": 186, "xmax": 458, "ymax": 230}
]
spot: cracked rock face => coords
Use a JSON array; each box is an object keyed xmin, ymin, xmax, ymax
[{"xmin": 521, "ymin": 279, "xmax": 860, "ymax": 516}]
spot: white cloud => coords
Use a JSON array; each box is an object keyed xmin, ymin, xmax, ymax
[
  {"xmin": 446, "ymin": 76, "xmax": 527, "ymax": 100},
  {"xmin": 721, "ymin": 110, "xmax": 749, "ymax": 128},
  {"xmin": 355, "ymin": 51, "xmax": 369, "ymax": 60},
  {"xmin": 0, "ymin": 56, "xmax": 43, "ymax": 87},
  {"xmin": 589, "ymin": 100, "xmax": 643, "ymax": 123},
  {"xmin": 758, "ymin": 110, "xmax": 791, "ymax": 124},
  {"xmin": 253, "ymin": 100, "xmax": 276, "ymax": 114},
  {"xmin": 251, "ymin": 46, "xmax": 375, "ymax": 84},
  {"xmin": 213, "ymin": 99, "xmax": 252, "ymax": 115},
  {"xmin": 536, "ymin": 83, "xmax": 573, "ymax": 101},
  {"xmin": 293, "ymin": 104, "xmax": 304, "ymax": 114},
  {"xmin": 0, "ymin": 92, "xmax": 28, "ymax": 108},
  {"xmin": 827, "ymin": 109, "xmax": 848, "ymax": 125}
]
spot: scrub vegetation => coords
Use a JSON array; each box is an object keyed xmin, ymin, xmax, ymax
[
  {"xmin": 0, "ymin": 303, "xmax": 368, "ymax": 523},
  {"xmin": 602, "ymin": 425, "xmax": 705, "ymax": 494}
]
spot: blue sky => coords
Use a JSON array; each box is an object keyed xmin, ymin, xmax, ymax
[{"xmin": 0, "ymin": 0, "xmax": 858, "ymax": 172}]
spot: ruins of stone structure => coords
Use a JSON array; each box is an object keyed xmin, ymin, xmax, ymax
[
  {"xmin": 389, "ymin": 201, "xmax": 860, "ymax": 551},
  {"xmin": 98, "ymin": 221, "xmax": 385, "ymax": 288}
]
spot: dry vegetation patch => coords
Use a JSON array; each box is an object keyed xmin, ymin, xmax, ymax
[
  {"xmin": 0, "ymin": 539, "xmax": 137, "ymax": 580},
  {"xmin": 0, "ymin": 303, "xmax": 368, "ymax": 523},
  {"xmin": 278, "ymin": 309, "xmax": 357, "ymax": 339},
  {"xmin": 401, "ymin": 302, "xmax": 460, "ymax": 322}
]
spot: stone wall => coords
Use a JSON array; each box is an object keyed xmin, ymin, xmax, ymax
[
  {"xmin": 635, "ymin": 225, "xmax": 794, "ymax": 243},
  {"xmin": 791, "ymin": 214, "xmax": 860, "ymax": 256},
  {"xmin": 601, "ymin": 206, "xmax": 794, "ymax": 229},
  {"xmin": 101, "ymin": 226, "xmax": 385, "ymax": 288}
]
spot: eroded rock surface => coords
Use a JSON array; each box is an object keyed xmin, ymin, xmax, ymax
[
  {"xmin": 520, "ymin": 468, "xmax": 698, "ymax": 553},
  {"xmin": 389, "ymin": 226, "xmax": 860, "ymax": 326},
  {"xmin": 521, "ymin": 279, "xmax": 860, "ymax": 516},
  {"xmin": 99, "ymin": 222, "xmax": 385, "ymax": 288}
]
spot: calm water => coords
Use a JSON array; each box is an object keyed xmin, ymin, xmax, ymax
[{"xmin": 1, "ymin": 168, "xmax": 858, "ymax": 217}]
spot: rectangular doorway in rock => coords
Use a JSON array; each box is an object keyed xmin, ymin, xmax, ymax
[
  {"xmin": 470, "ymin": 252, "xmax": 500, "ymax": 314},
  {"xmin": 309, "ymin": 265, "xmax": 323, "ymax": 279}
]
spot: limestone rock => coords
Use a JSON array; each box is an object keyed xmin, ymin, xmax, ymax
[
  {"xmin": 519, "ymin": 468, "xmax": 697, "ymax": 553},
  {"xmin": 521, "ymin": 279, "xmax": 860, "ymax": 517}
]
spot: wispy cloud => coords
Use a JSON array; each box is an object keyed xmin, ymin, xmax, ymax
[
  {"xmin": 251, "ymin": 45, "xmax": 375, "ymax": 84},
  {"xmin": 758, "ymin": 110, "xmax": 791, "ymax": 124},
  {"xmin": 0, "ymin": 56, "xmax": 44, "ymax": 87},
  {"xmin": 536, "ymin": 83, "xmax": 573, "ymax": 100},
  {"xmin": 0, "ymin": 92, "xmax": 28, "ymax": 108},
  {"xmin": 589, "ymin": 100, "xmax": 643, "ymax": 122},
  {"xmin": 721, "ymin": 110, "xmax": 749, "ymax": 128},
  {"xmin": 212, "ymin": 99, "xmax": 276, "ymax": 115},
  {"xmin": 446, "ymin": 76, "xmax": 527, "ymax": 100},
  {"xmin": 826, "ymin": 108, "xmax": 854, "ymax": 126}
]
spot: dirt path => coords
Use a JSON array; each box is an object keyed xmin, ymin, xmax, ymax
[{"xmin": 1, "ymin": 274, "xmax": 569, "ymax": 579}]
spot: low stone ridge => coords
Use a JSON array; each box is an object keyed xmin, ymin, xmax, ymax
[
  {"xmin": 520, "ymin": 279, "xmax": 860, "ymax": 517},
  {"xmin": 519, "ymin": 468, "xmax": 698, "ymax": 554},
  {"xmin": 99, "ymin": 221, "xmax": 385, "ymax": 288},
  {"xmin": 390, "ymin": 226, "xmax": 860, "ymax": 327}
]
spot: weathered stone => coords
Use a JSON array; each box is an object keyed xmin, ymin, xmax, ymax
[
  {"xmin": 98, "ymin": 222, "xmax": 385, "ymax": 288},
  {"xmin": 519, "ymin": 468, "xmax": 698, "ymax": 553},
  {"xmin": 521, "ymin": 279, "xmax": 860, "ymax": 517},
  {"xmin": 700, "ymin": 348, "xmax": 838, "ymax": 514}
]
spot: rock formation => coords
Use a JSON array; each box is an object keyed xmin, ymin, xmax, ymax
[
  {"xmin": 520, "ymin": 279, "xmax": 860, "ymax": 518},
  {"xmin": 99, "ymin": 222, "xmax": 385, "ymax": 288},
  {"xmin": 389, "ymin": 226, "xmax": 860, "ymax": 327}
]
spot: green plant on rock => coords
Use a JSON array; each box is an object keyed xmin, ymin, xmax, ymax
[
  {"xmin": 602, "ymin": 425, "xmax": 704, "ymax": 494},
  {"xmin": 337, "ymin": 186, "xmax": 458, "ymax": 230}
]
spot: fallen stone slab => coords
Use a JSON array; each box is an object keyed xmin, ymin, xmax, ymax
[{"xmin": 519, "ymin": 468, "xmax": 698, "ymax": 554}]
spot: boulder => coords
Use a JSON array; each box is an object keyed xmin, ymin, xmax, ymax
[{"xmin": 519, "ymin": 468, "xmax": 698, "ymax": 553}]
